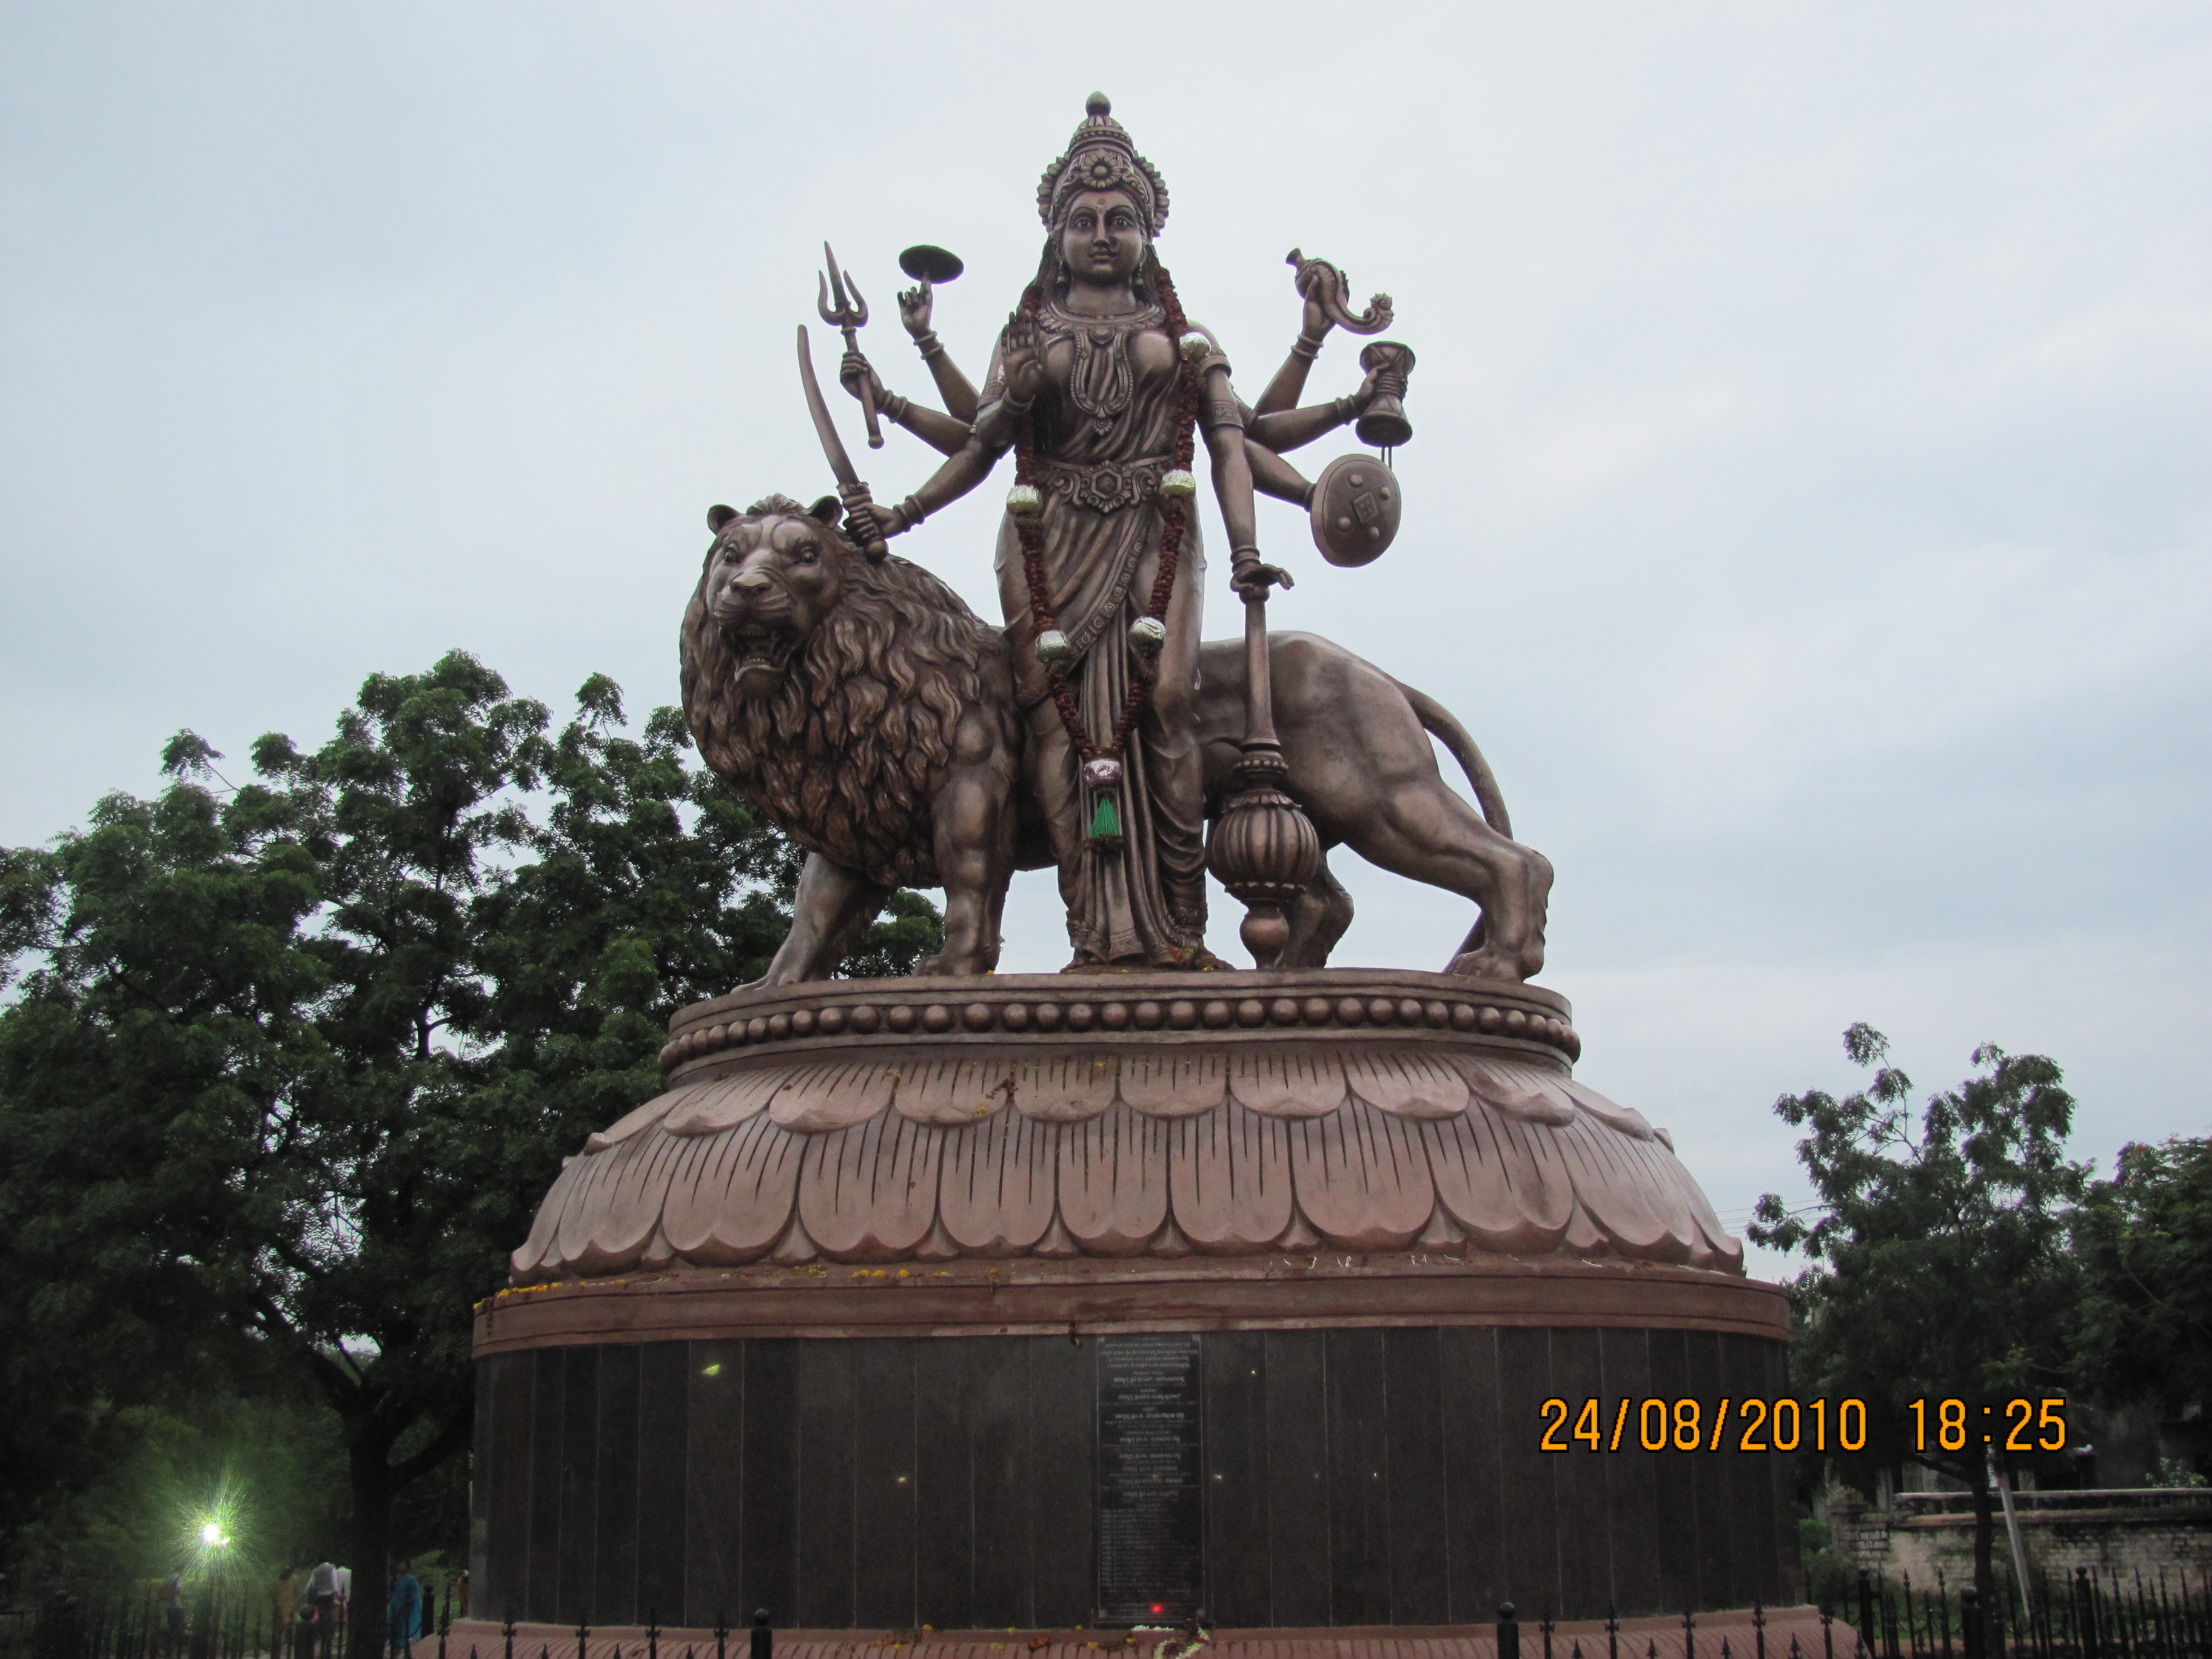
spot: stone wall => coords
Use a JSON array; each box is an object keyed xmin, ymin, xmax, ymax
[{"xmin": 1827, "ymin": 1489, "xmax": 2211, "ymax": 1587}]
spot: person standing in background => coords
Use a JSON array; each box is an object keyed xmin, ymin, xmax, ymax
[
  {"xmin": 386, "ymin": 1561, "xmax": 421, "ymax": 1657},
  {"xmin": 304, "ymin": 1560, "xmax": 337, "ymax": 1658}
]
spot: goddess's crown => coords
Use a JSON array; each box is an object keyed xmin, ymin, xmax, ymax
[{"xmin": 1036, "ymin": 93, "xmax": 1170, "ymax": 236}]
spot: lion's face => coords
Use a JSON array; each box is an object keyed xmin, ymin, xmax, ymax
[{"xmin": 702, "ymin": 510, "xmax": 850, "ymax": 700}]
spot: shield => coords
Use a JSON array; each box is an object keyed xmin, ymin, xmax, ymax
[{"xmin": 1308, "ymin": 453, "xmax": 1403, "ymax": 568}]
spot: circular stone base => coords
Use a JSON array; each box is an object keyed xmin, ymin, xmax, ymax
[
  {"xmin": 467, "ymin": 1285, "xmax": 1795, "ymax": 1629},
  {"xmin": 509, "ymin": 970, "xmax": 1740, "ymax": 1283}
]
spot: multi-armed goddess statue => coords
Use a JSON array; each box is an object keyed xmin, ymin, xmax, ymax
[{"xmin": 679, "ymin": 93, "xmax": 1552, "ymax": 985}]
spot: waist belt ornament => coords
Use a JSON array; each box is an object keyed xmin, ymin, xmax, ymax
[{"xmin": 1034, "ymin": 455, "xmax": 1175, "ymax": 515}]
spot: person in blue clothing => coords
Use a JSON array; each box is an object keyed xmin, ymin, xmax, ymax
[{"xmin": 385, "ymin": 1561, "xmax": 421, "ymax": 1657}]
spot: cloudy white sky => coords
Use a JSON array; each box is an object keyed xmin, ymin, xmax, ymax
[{"xmin": 4, "ymin": 3, "xmax": 2207, "ymax": 1276}]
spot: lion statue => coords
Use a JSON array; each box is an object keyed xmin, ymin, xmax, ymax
[
  {"xmin": 681, "ymin": 494, "xmax": 1023, "ymax": 981},
  {"xmin": 682, "ymin": 495, "xmax": 1551, "ymax": 984}
]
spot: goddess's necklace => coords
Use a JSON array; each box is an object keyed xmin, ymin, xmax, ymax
[{"xmin": 1046, "ymin": 299, "xmax": 1161, "ymax": 434}]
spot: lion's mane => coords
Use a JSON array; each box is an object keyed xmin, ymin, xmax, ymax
[{"xmin": 680, "ymin": 498, "xmax": 999, "ymax": 890}]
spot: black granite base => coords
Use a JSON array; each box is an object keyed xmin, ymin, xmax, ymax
[{"xmin": 469, "ymin": 1327, "xmax": 1797, "ymax": 1629}]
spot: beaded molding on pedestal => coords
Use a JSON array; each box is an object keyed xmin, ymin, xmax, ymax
[{"xmin": 654, "ymin": 967, "xmax": 1581, "ymax": 1074}]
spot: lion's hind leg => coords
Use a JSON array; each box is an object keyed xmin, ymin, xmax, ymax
[{"xmin": 1335, "ymin": 768, "xmax": 1553, "ymax": 984}]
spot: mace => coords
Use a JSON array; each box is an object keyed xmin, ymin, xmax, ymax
[{"xmin": 1205, "ymin": 576, "xmax": 1321, "ymax": 966}]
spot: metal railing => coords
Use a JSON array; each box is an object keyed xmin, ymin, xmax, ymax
[{"xmin": 11, "ymin": 1575, "xmax": 2209, "ymax": 1659}]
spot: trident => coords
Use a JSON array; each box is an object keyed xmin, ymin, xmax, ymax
[{"xmin": 816, "ymin": 241, "xmax": 882, "ymax": 449}]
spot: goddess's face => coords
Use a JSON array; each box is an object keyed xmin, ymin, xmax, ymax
[{"xmin": 1059, "ymin": 189, "xmax": 1147, "ymax": 286}]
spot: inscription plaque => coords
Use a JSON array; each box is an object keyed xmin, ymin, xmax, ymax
[{"xmin": 1094, "ymin": 1333, "xmax": 1205, "ymax": 1624}]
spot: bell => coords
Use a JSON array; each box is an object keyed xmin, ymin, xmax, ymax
[{"xmin": 1355, "ymin": 341, "xmax": 1415, "ymax": 449}]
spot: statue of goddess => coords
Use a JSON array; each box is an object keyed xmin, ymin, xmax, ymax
[{"xmin": 849, "ymin": 95, "xmax": 1296, "ymax": 970}]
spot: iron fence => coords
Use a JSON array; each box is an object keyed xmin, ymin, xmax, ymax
[
  {"xmin": 9, "ymin": 1572, "xmax": 2209, "ymax": 1659},
  {"xmin": 1840, "ymin": 1567, "xmax": 2211, "ymax": 1659}
]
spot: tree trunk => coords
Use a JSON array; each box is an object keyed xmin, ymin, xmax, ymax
[
  {"xmin": 1969, "ymin": 1464, "xmax": 1998, "ymax": 1631},
  {"xmin": 346, "ymin": 1424, "xmax": 401, "ymax": 1659}
]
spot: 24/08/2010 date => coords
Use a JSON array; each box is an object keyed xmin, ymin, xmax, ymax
[{"xmin": 1535, "ymin": 1396, "xmax": 2071, "ymax": 1453}]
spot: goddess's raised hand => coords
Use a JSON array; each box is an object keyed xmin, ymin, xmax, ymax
[
  {"xmin": 1300, "ymin": 285, "xmax": 1335, "ymax": 346},
  {"xmin": 999, "ymin": 310, "xmax": 1047, "ymax": 406},
  {"xmin": 839, "ymin": 349, "xmax": 885, "ymax": 407},
  {"xmin": 898, "ymin": 281, "xmax": 934, "ymax": 338}
]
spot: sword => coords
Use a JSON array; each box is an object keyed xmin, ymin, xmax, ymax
[{"xmin": 796, "ymin": 324, "xmax": 889, "ymax": 561}]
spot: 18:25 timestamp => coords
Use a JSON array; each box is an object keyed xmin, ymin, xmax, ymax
[{"xmin": 1911, "ymin": 1398, "xmax": 2068, "ymax": 1453}]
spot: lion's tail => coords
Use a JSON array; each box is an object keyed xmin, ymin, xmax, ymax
[{"xmin": 1394, "ymin": 679, "xmax": 1514, "ymax": 839}]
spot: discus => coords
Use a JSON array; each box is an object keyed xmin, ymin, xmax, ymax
[{"xmin": 898, "ymin": 244, "xmax": 965, "ymax": 284}]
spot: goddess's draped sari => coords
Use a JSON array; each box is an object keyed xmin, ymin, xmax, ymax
[{"xmin": 984, "ymin": 298, "xmax": 1216, "ymax": 966}]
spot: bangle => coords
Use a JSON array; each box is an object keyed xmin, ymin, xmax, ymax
[
  {"xmin": 1332, "ymin": 396, "xmax": 1355, "ymax": 427},
  {"xmin": 880, "ymin": 390, "xmax": 910, "ymax": 422},
  {"xmin": 900, "ymin": 494, "xmax": 927, "ymax": 528},
  {"xmin": 913, "ymin": 330, "xmax": 943, "ymax": 360},
  {"xmin": 1292, "ymin": 332, "xmax": 1327, "ymax": 361}
]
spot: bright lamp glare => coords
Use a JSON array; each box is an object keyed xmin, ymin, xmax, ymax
[{"xmin": 200, "ymin": 1523, "xmax": 224, "ymax": 1546}]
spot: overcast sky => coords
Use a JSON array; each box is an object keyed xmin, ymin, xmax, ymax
[{"xmin": 4, "ymin": 2, "xmax": 2207, "ymax": 1276}]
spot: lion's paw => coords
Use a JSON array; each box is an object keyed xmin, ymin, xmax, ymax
[{"xmin": 1446, "ymin": 947, "xmax": 1537, "ymax": 985}]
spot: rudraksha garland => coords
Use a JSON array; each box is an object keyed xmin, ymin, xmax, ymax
[{"xmin": 1010, "ymin": 258, "xmax": 1204, "ymax": 765}]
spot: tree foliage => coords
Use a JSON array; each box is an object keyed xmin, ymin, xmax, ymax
[
  {"xmin": 1750, "ymin": 1024, "xmax": 2090, "ymax": 1607},
  {"xmin": 0, "ymin": 653, "xmax": 939, "ymax": 1629},
  {"xmin": 2070, "ymin": 1134, "xmax": 2212, "ymax": 1423}
]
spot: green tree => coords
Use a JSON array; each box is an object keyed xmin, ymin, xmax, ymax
[
  {"xmin": 0, "ymin": 654, "xmax": 939, "ymax": 1638},
  {"xmin": 1750, "ymin": 1024, "xmax": 2090, "ymax": 1611},
  {"xmin": 2070, "ymin": 1136, "xmax": 2212, "ymax": 1445}
]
